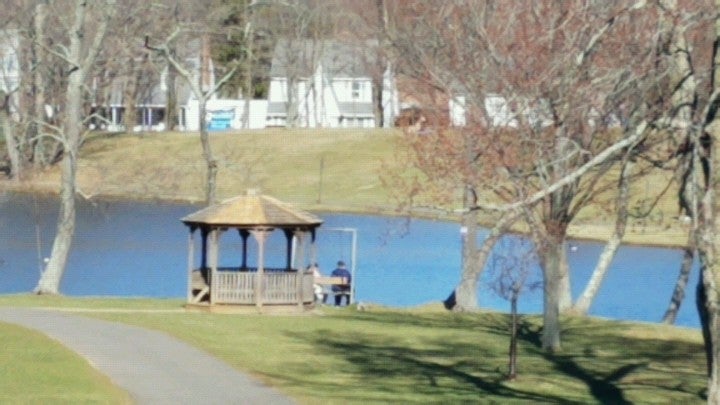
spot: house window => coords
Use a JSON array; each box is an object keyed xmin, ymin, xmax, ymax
[{"xmin": 351, "ymin": 81, "xmax": 360, "ymax": 99}]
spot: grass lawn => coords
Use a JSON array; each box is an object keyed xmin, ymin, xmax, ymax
[
  {"xmin": 0, "ymin": 295, "xmax": 707, "ymax": 404},
  {"xmin": 0, "ymin": 320, "xmax": 132, "ymax": 404}
]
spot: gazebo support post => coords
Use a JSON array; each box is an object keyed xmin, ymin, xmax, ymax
[
  {"xmin": 239, "ymin": 229, "xmax": 249, "ymax": 269},
  {"xmin": 200, "ymin": 228, "xmax": 209, "ymax": 281},
  {"xmin": 209, "ymin": 228, "xmax": 221, "ymax": 304},
  {"xmin": 293, "ymin": 230, "xmax": 305, "ymax": 307},
  {"xmin": 283, "ymin": 229, "xmax": 294, "ymax": 270},
  {"xmin": 310, "ymin": 229, "xmax": 318, "ymax": 267},
  {"xmin": 187, "ymin": 226, "xmax": 196, "ymax": 303},
  {"xmin": 251, "ymin": 229, "xmax": 269, "ymax": 309}
]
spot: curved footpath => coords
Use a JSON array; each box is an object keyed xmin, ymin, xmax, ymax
[{"xmin": 0, "ymin": 308, "xmax": 295, "ymax": 405}]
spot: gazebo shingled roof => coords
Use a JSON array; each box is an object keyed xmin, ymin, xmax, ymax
[{"xmin": 181, "ymin": 193, "xmax": 323, "ymax": 228}]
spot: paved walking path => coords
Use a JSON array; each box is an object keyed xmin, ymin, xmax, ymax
[{"xmin": 0, "ymin": 308, "xmax": 295, "ymax": 405}]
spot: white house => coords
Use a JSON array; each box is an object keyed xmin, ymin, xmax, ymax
[
  {"xmin": 103, "ymin": 38, "xmax": 266, "ymax": 132},
  {"xmin": 266, "ymin": 40, "xmax": 398, "ymax": 128}
]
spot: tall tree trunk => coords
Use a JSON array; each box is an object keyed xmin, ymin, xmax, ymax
[
  {"xmin": 371, "ymin": 73, "xmax": 384, "ymax": 128},
  {"xmin": 696, "ymin": 185, "xmax": 719, "ymax": 403},
  {"xmin": 165, "ymin": 61, "xmax": 178, "ymax": 131},
  {"xmin": 30, "ymin": 0, "xmax": 48, "ymax": 168},
  {"xmin": 663, "ymin": 232, "xmax": 695, "ymax": 324},
  {"xmin": 539, "ymin": 230, "xmax": 563, "ymax": 352},
  {"xmin": 558, "ymin": 247, "xmax": 572, "ymax": 312},
  {"xmin": 123, "ymin": 59, "xmax": 138, "ymax": 133},
  {"xmin": 574, "ymin": 159, "xmax": 633, "ymax": 315},
  {"xmin": 243, "ymin": 43, "xmax": 252, "ymax": 129},
  {"xmin": 35, "ymin": 56, "xmax": 84, "ymax": 294},
  {"xmin": 456, "ymin": 191, "xmax": 479, "ymax": 310},
  {"xmin": 0, "ymin": 96, "xmax": 21, "ymax": 182},
  {"xmin": 696, "ymin": 2, "xmax": 720, "ymax": 402},
  {"xmin": 198, "ymin": 99, "xmax": 217, "ymax": 205},
  {"xmin": 35, "ymin": 152, "xmax": 76, "ymax": 293},
  {"xmin": 508, "ymin": 292, "xmax": 519, "ymax": 380},
  {"xmin": 372, "ymin": 0, "xmax": 387, "ymax": 128},
  {"xmin": 286, "ymin": 75, "xmax": 299, "ymax": 128},
  {"xmin": 454, "ymin": 211, "xmax": 516, "ymax": 311}
]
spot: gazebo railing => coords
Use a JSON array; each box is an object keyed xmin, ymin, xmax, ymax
[{"xmin": 203, "ymin": 268, "xmax": 314, "ymax": 305}]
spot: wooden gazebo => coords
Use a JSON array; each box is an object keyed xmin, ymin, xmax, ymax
[{"xmin": 181, "ymin": 190, "xmax": 323, "ymax": 310}]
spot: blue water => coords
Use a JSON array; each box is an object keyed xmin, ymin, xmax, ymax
[{"xmin": 0, "ymin": 193, "xmax": 700, "ymax": 328}]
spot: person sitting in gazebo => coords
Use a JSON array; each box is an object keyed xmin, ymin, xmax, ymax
[
  {"xmin": 330, "ymin": 260, "xmax": 352, "ymax": 306},
  {"xmin": 309, "ymin": 263, "xmax": 327, "ymax": 304}
]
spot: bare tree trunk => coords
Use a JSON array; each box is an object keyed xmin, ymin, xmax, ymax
[
  {"xmin": 663, "ymin": 232, "xmax": 695, "ymax": 324},
  {"xmin": 698, "ymin": 101, "xmax": 720, "ymax": 405},
  {"xmin": 373, "ymin": 0, "xmax": 388, "ymax": 128},
  {"xmin": 371, "ymin": 73, "xmax": 383, "ymax": 128},
  {"xmin": 695, "ymin": 3, "xmax": 720, "ymax": 401},
  {"xmin": 508, "ymin": 293, "xmax": 518, "ymax": 380},
  {"xmin": 198, "ymin": 100, "xmax": 217, "ymax": 205},
  {"xmin": 539, "ymin": 232, "xmax": 563, "ymax": 352},
  {"xmin": 30, "ymin": 0, "xmax": 48, "ymax": 168},
  {"xmin": 36, "ymin": 60, "xmax": 83, "ymax": 294},
  {"xmin": 35, "ymin": 152, "xmax": 76, "ymax": 293},
  {"xmin": 696, "ymin": 189, "xmax": 719, "ymax": 403},
  {"xmin": 0, "ymin": 96, "xmax": 21, "ymax": 181},
  {"xmin": 286, "ymin": 75, "xmax": 299, "ymax": 128},
  {"xmin": 243, "ymin": 39, "xmax": 252, "ymax": 129},
  {"xmin": 456, "ymin": 190, "xmax": 479, "ymax": 310},
  {"xmin": 454, "ymin": 211, "xmax": 516, "ymax": 311},
  {"xmin": 558, "ymin": 248, "xmax": 572, "ymax": 312},
  {"xmin": 165, "ymin": 61, "xmax": 178, "ymax": 131},
  {"xmin": 573, "ymin": 159, "xmax": 633, "ymax": 315},
  {"xmin": 123, "ymin": 59, "xmax": 137, "ymax": 133}
]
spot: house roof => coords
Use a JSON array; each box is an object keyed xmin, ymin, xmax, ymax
[
  {"xmin": 269, "ymin": 39, "xmax": 377, "ymax": 78},
  {"xmin": 181, "ymin": 192, "xmax": 323, "ymax": 229}
]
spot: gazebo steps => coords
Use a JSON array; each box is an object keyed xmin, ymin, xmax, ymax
[{"xmin": 184, "ymin": 302, "xmax": 318, "ymax": 315}]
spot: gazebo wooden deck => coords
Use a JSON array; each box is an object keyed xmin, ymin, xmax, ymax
[{"xmin": 181, "ymin": 191, "xmax": 323, "ymax": 311}]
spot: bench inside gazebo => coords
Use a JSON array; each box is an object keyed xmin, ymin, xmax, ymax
[{"xmin": 181, "ymin": 190, "xmax": 323, "ymax": 311}]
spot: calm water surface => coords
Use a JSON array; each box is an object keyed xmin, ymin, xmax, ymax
[{"xmin": 0, "ymin": 192, "xmax": 700, "ymax": 328}]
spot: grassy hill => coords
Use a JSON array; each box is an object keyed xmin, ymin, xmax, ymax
[
  {"xmin": 3, "ymin": 127, "xmax": 688, "ymax": 246},
  {"xmin": 42, "ymin": 128, "xmax": 401, "ymax": 212}
]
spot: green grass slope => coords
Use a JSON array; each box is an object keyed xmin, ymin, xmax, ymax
[
  {"xmin": 0, "ymin": 296, "xmax": 706, "ymax": 404},
  {"xmin": 0, "ymin": 320, "xmax": 131, "ymax": 403}
]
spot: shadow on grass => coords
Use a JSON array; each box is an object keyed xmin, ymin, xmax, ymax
[
  {"xmin": 536, "ymin": 317, "xmax": 705, "ymax": 404},
  {"xmin": 309, "ymin": 311, "xmax": 706, "ymax": 403},
  {"xmin": 287, "ymin": 328, "xmax": 572, "ymax": 403}
]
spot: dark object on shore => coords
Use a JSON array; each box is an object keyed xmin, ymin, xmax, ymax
[{"xmin": 443, "ymin": 290, "xmax": 456, "ymax": 310}]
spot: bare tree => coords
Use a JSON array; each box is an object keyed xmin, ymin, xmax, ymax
[
  {"xmin": 35, "ymin": 0, "xmax": 117, "ymax": 294},
  {"xmin": 487, "ymin": 236, "xmax": 541, "ymax": 381},
  {"xmin": 658, "ymin": 1, "xmax": 720, "ymax": 401},
  {"xmin": 386, "ymin": 1, "xmax": 665, "ymax": 351},
  {"xmin": 145, "ymin": 29, "xmax": 240, "ymax": 205}
]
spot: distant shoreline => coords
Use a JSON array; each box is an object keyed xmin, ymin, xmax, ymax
[{"xmin": 1, "ymin": 179, "xmax": 688, "ymax": 250}]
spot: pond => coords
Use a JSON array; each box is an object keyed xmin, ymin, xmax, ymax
[{"xmin": 0, "ymin": 192, "xmax": 701, "ymax": 328}]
